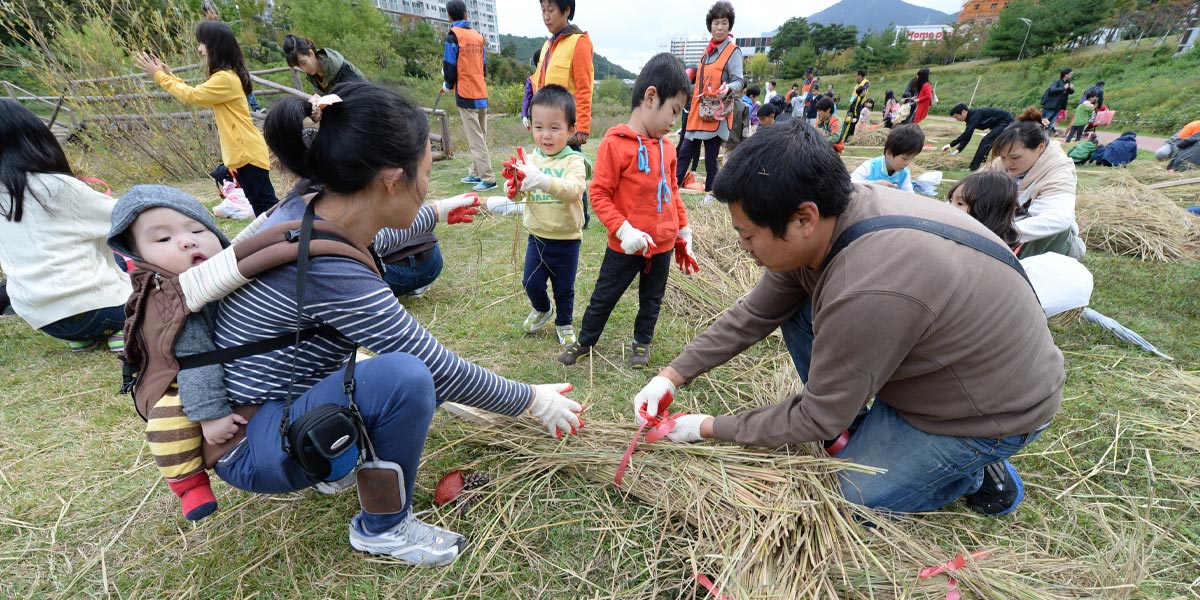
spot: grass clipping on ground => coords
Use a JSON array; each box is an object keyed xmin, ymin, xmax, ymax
[{"xmin": 1076, "ymin": 170, "xmax": 1198, "ymax": 262}]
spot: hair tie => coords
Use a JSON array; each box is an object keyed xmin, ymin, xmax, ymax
[{"xmin": 308, "ymin": 93, "xmax": 342, "ymax": 123}]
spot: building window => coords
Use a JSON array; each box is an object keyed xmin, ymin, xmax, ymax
[
  {"xmin": 974, "ymin": 3, "xmax": 980, "ymax": 8},
  {"xmin": 990, "ymin": 2, "xmax": 997, "ymax": 9}
]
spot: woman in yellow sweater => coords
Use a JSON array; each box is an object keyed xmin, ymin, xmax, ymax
[{"xmin": 134, "ymin": 21, "xmax": 276, "ymax": 215}]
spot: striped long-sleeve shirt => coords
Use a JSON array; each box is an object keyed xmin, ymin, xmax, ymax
[{"xmin": 215, "ymin": 196, "xmax": 531, "ymax": 416}]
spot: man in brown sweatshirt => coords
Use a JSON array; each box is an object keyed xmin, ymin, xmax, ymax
[{"xmin": 633, "ymin": 121, "xmax": 1064, "ymax": 516}]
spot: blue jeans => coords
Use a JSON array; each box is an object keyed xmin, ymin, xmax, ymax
[
  {"xmin": 39, "ymin": 305, "xmax": 125, "ymax": 342},
  {"xmin": 214, "ymin": 353, "xmax": 436, "ymax": 533},
  {"xmin": 779, "ymin": 298, "xmax": 1042, "ymax": 513},
  {"xmin": 523, "ymin": 235, "xmax": 581, "ymax": 327},
  {"xmin": 383, "ymin": 246, "xmax": 444, "ymax": 297},
  {"xmin": 1042, "ymin": 108, "xmax": 1061, "ymax": 131}
]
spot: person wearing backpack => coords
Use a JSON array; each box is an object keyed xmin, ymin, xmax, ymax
[
  {"xmin": 1040, "ymin": 68, "xmax": 1075, "ymax": 136},
  {"xmin": 629, "ymin": 121, "xmax": 1063, "ymax": 517},
  {"xmin": 210, "ymin": 83, "xmax": 584, "ymax": 566}
]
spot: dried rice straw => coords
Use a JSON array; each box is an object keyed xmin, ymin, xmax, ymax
[
  {"xmin": 845, "ymin": 127, "xmax": 889, "ymax": 147},
  {"xmin": 1076, "ymin": 170, "xmax": 1197, "ymax": 262}
]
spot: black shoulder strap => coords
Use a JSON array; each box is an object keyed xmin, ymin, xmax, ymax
[
  {"xmin": 175, "ymin": 324, "xmax": 338, "ymax": 370},
  {"xmin": 823, "ymin": 215, "xmax": 1033, "ymax": 290}
]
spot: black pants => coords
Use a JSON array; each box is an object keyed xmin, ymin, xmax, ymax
[
  {"xmin": 969, "ymin": 125, "xmax": 1010, "ymax": 171},
  {"xmin": 675, "ymin": 136, "xmax": 722, "ymax": 191},
  {"xmin": 577, "ymin": 247, "xmax": 673, "ymax": 347},
  {"xmin": 235, "ymin": 163, "xmax": 278, "ymax": 216},
  {"xmin": 1063, "ymin": 125, "xmax": 1086, "ymax": 143}
]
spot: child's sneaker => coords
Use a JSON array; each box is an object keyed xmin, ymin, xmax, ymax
[
  {"xmin": 348, "ymin": 513, "xmax": 466, "ymax": 566},
  {"xmin": 68, "ymin": 339, "xmax": 97, "ymax": 352},
  {"xmin": 522, "ymin": 308, "xmax": 554, "ymax": 333},
  {"xmin": 167, "ymin": 471, "xmax": 218, "ymax": 521},
  {"xmin": 963, "ymin": 459, "xmax": 1025, "ymax": 517},
  {"xmin": 630, "ymin": 342, "xmax": 651, "ymax": 368},
  {"xmin": 472, "ymin": 181, "xmax": 498, "ymax": 192},
  {"xmin": 106, "ymin": 331, "xmax": 125, "ymax": 353},
  {"xmin": 460, "ymin": 175, "xmax": 482, "ymax": 184},
  {"xmin": 557, "ymin": 342, "xmax": 592, "ymax": 366},
  {"xmin": 555, "ymin": 324, "xmax": 576, "ymax": 345}
]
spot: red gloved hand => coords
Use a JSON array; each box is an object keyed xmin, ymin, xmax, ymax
[
  {"xmin": 447, "ymin": 201, "xmax": 480, "ymax": 224},
  {"xmin": 674, "ymin": 227, "xmax": 700, "ymax": 274},
  {"xmin": 501, "ymin": 146, "xmax": 528, "ymax": 200}
]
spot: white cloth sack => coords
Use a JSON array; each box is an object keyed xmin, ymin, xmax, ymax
[
  {"xmin": 911, "ymin": 171, "xmax": 943, "ymax": 196},
  {"xmin": 1020, "ymin": 253, "xmax": 1093, "ymax": 317}
]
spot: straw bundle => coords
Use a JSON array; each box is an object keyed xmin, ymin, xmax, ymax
[
  {"xmin": 666, "ymin": 202, "xmax": 763, "ymax": 323},
  {"xmin": 845, "ymin": 127, "xmax": 889, "ymax": 147},
  {"xmin": 1048, "ymin": 306, "xmax": 1085, "ymax": 326},
  {"xmin": 915, "ymin": 149, "xmax": 972, "ymax": 172},
  {"xmin": 1076, "ymin": 170, "xmax": 1197, "ymax": 262}
]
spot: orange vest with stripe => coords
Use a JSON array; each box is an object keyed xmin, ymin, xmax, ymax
[
  {"xmin": 686, "ymin": 41, "xmax": 737, "ymax": 133},
  {"xmin": 451, "ymin": 26, "xmax": 487, "ymax": 101}
]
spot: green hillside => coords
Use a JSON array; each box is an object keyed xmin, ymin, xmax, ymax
[
  {"xmin": 499, "ymin": 34, "xmax": 636, "ymax": 80},
  {"xmin": 786, "ymin": 41, "xmax": 1200, "ymax": 136}
]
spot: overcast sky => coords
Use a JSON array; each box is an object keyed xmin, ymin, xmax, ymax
[{"xmin": 494, "ymin": 0, "xmax": 965, "ymax": 72}]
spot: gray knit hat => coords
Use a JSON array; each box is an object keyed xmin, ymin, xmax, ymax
[{"xmin": 107, "ymin": 184, "xmax": 230, "ymax": 261}]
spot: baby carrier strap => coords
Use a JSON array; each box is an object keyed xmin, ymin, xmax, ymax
[{"xmin": 234, "ymin": 219, "xmax": 382, "ymax": 279}]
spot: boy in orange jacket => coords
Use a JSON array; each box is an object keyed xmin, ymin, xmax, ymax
[{"xmin": 558, "ymin": 53, "xmax": 698, "ymax": 369}]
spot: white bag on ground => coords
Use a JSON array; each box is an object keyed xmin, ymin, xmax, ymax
[
  {"xmin": 1020, "ymin": 253, "xmax": 1093, "ymax": 317},
  {"xmin": 911, "ymin": 171, "xmax": 943, "ymax": 196},
  {"xmin": 213, "ymin": 180, "xmax": 254, "ymax": 219}
]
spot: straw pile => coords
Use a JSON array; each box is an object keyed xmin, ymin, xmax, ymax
[
  {"xmin": 665, "ymin": 202, "xmax": 763, "ymax": 323},
  {"xmin": 1076, "ymin": 170, "xmax": 1197, "ymax": 262},
  {"xmin": 915, "ymin": 149, "xmax": 972, "ymax": 172},
  {"xmin": 845, "ymin": 127, "xmax": 889, "ymax": 147}
]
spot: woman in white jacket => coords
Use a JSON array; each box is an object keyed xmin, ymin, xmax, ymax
[
  {"xmin": 0, "ymin": 100, "xmax": 131, "ymax": 351},
  {"xmin": 987, "ymin": 106, "xmax": 1084, "ymax": 259}
]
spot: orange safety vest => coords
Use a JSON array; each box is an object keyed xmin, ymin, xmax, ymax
[
  {"xmin": 450, "ymin": 26, "xmax": 487, "ymax": 101},
  {"xmin": 686, "ymin": 41, "xmax": 738, "ymax": 133}
]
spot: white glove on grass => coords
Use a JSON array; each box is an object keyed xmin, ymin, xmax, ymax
[
  {"xmin": 530, "ymin": 383, "xmax": 583, "ymax": 438},
  {"xmin": 616, "ymin": 221, "xmax": 656, "ymax": 256}
]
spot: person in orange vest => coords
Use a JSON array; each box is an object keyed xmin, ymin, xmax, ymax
[
  {"xmin": 443, "ymin": 0, "xmax": 496, "ymax": 192},
  {"xmin": 674, "ymin": 1, "xmax": 744, "ymax": 201},
  {"xmin": 533, "ymin": 0, "xmax": 595, "ymax": 226}
]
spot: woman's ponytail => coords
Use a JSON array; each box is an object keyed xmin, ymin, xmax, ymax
[
  {"xmin": 263, "ymin": 96, "xmax": 315, "ymax": 182},
  {"xmin": 1016, "ymin": 106, "xmax": 1042, "ymax": 123}
]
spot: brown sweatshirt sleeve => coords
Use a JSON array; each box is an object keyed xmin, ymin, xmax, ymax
[
  {"xmin": 668, "ymin": 269, "xmax": 809, "ymax": 382},
  {"xmin": 711, "ymin": 289, "xmax": 937, "ymax": 447}
]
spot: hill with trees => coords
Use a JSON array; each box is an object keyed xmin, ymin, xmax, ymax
[{"xmin": 807, "ymin": 0, "xmax": 956, "ymax": 33}]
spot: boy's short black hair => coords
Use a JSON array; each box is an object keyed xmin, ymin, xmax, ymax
[
  {"xmin": 1060, "ymin": 67, "xmax": 1072, "ymax": 78},
  {"xmin": 712, "ymin": 120, "xmax": 852, "ymax": 237},
  {"xmin": 539, "ymin": 0, "xmax": 574, "ymax": 20},
  {"xmin": 950, "ymin": 103, "xmax": 969, "ymax": 116},
  {"xmin": 705, "ymin": 1, "xmax": 735, "ymax": 32},
  {"xmin": 446, "ymin": 0, "xmax": 466, "ymax": 21},
  {"xmin": 1096, "ymin": 80, "xmax": 1105, "ymax": 86},
  {"xmin": 769, "ymin": 80, "xmax": 776, "ymax": 86},
  {"xmin": 884, "ymin": 123, "xmax": 925, "ymax": 156},
  {"xmin": 530, "ymin": 84, "xmax": 576, "ymax": 127},
  {"xmin": 815, "ymin": 96, "xmax": 834, "ymax": 112},
  {"xmin": 757, "ymin": 103, "xmax": 777, "ymax": 118},
  {"xmin": 747, "ymin": 85, "xmax": 760, "ymax": 98},
  {"xmin": 791, "ymin": 83, "xmax": 799, "ymax": 89},
  {"xmin": 631, "ymin": 52, "xmax": 690, "ymax": 110},
  {"xmin": 1084, "ymin": 91, "xmax": 1098, "ymax": 100},
  {"xmin": 857, "ymin": 68, "xmax": 866, "ymax": 77}
]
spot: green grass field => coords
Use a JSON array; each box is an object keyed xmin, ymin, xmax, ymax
[{"xmin": 2, "ymin": 107, "xmax": 1199, "ymax": 598}]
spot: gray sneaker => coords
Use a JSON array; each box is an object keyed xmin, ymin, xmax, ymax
[
  {"xmin": 630, "ymin": 342, "xmax": 651, "ymax": 368},
  {"xmin": 557, "ymin": 342, "xmax": 592, "ymax": 366},
  {"xmin": 555, "ymin": 324, "xmax": 576, "ymax": 345},
  {"xmin": 523, "ymin": 308, "xmax": 554, "ymax": 333},
  {"xmin": 348, "ymin": 513, "xmax": 466, "ymax": 566}
]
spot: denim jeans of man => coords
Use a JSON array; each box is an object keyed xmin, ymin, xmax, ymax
[
  {"xmin": 383, "ymin": 245, "xmax": 444, "ymax": 297},
  {"xmin": 39, "ymin": 305, "xmax": 126, "ymax": 342},
  {"xmin": 778, "ymin": 298, "xmax": 1041, "ymax": 513}
]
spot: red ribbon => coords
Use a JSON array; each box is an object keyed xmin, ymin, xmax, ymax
[
  {"xmin": 694, "ymin": 572, "xmax": 730, "ymax": 600},
  {"xmin": 918, "ymin": 549, "xmax": 991, "ymax": 600},
  {"xmin": 614, "ymin": 391, "xmax": 683, "ymax": 485}
]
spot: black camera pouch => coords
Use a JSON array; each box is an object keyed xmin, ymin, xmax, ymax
[{"xmin": 286, "ymin": 403, "xmax": 360, "ymax": 482}]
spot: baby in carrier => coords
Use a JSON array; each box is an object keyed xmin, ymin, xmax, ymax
[{"xmin": 107, "ymin": 185, "xmax": 255, "ymax": 520}]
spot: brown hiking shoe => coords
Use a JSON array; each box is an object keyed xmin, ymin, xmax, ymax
[
  {"xmin": 557, "ymin": 342, "xmax": 592, "ymax": 366},
  {"xmin": 630, "ymin": 342, "xmax": 651, "ymax": 368}
]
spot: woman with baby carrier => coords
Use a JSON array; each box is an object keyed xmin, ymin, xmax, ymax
[{"xmin": 208, "ymin": 82, "xmax": 584, "ymax": 566}]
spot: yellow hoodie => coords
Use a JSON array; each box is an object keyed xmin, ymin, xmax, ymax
[{"xmin": 523, "ymin": 147, "xmax": 590, "ymax": 240}]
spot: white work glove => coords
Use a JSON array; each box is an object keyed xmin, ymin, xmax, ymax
[
  {"xmin": 715, "ymin": 82, "xmax": 731, "ymax": 99},
  {"xmin": 616, "ymin": 221, "xmax": 656, "ymax": 256},
  {"xmin": 665, "ymin": 414, "xmax": 710, "ymax": 443},
  {"xmin": 517, "ymin": 162, "xmax": 550, "ymax": 192},
  {"xmin": 941, "ymin": 144, "xmax": 951, "ymax": 153},
  {"xmin": 178, "ymin": 245, "xmax": 251, "ymax": 312},
  {"xmin": 522, "ymin": 116, "xmax": 531, "ymax": 130},
  {"xmin": 529, "ymin": 383, "xmax": 583, "ymax": 438},
  {"xmin": 951, "ymin": 149, "xmax": 960, "ymax": 155},
  {"xmin": 433, "ymin": 192, "xmax": 480, "ymax": 224},
  {"xmin": 486, "ymin": 196, "xmax": 523, "ymax": 216},
  {"xmin": 633, "ymin": 376, "xmax": 676, "ymax": 424}
]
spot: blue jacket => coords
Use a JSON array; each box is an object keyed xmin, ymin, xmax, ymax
[{"xmin": 1095, "ymin": 132, "xmax": 1138, "ymax": 167}]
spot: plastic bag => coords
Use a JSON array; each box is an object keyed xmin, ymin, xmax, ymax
[
  {"xmin": 213, "ymin": 180, "xmax": 254, "ymax": 219},
  {"xmin": 911, "ymin": 171, "xmax": 943, "ymax": 196},
  {"xmin": 1020, "ymin": 253, "xmax": 1093, "ymax": 317}
]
